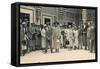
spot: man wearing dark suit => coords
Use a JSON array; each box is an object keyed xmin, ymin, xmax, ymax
[
  {"xmin": 29, "ymin": 23, "xmax": 36, "ymax": 51},
  {"xmin": 45, "ymin": 22, "xmax": 53, "ymax": 53},
  {"xmin": 78, "ymin": 25, "xmax": 83, "ymax": 49},
  {"xmin": 52, "ymin": 22, "xmax": 61, "ymax": 52},
  {"xmin": 87, "ymin": 21, "xmax": 95, "ymax": 53},
  {"xmin": 82, "ymin": 23, "xmax": 88, "ymax": 50},
  {"xmin": 20, "ymin": 23, "xmax": 25, "ymax": 56}
]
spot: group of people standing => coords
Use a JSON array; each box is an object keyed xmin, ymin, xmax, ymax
[
  {"xmin": 79, "ymin": 21, "xmax": 95, "ymax": 53},
  {"xmin": 41, "ymin": 22, "xmax": 61, "ymax": 53},
  {"xmin": 41, "ymin": 21, "xmax": 81, "ymax": 53},
  {"xmin": 63, "ymin": 24, "xmax": 79, "ymax": 50},
  {"xmin": 41, "ymin": 21, "xmax": 95, "ymax": 54},
  {"xmin": 20, "ymin": 19, "xmax": 95, "ymax": 56},
  {"xmin": 20, "ymin": 19, "xmax": 41, "ymax": 56}
]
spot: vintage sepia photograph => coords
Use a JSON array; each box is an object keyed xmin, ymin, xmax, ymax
[{"xmin": 18, "ymin": 3, "xmax": 97, "ymax": 65}]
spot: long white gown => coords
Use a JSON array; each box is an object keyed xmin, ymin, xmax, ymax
[
  {"xmin": 73, "ymin": 30, "xmax": 79, "ymax": 48},
  {"xmin": 41, "ymin": 28, "xmax": 46, "ymax": 48},
  {"xmin": 66, "ymin": 28, "xmax": 74, "ymax": 48}
]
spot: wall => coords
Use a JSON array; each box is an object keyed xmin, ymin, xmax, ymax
[{"xmin": 20, "ymin": 5, "xmax": 35, "ymax": 23}]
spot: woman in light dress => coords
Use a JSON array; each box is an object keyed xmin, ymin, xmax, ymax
[
  {"xmin": 66, "ymin": 25, "xmax": 74, "ymax": 49},
  {"xmin": 73, "ymin": 26, "xmax": 79, "ymax": 49}
]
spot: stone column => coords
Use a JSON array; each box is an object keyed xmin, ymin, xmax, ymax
[{"xmin": 82, "ymin": 9, "xmax": 87, "ymax": 24}]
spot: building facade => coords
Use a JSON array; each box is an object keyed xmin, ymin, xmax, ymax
[{"xmin": 20, "ymin": 5, "xmax": 96, "ymax": 27}]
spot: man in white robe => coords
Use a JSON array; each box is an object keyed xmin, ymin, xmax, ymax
[{"xmin": 41, "ymin": 25, "xmax": 46, "ymax": 49}]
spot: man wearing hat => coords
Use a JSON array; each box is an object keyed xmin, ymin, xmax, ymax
[
  {"xmin": 52, "ymin": 22, "xmax": 61, "ymax": 52},
  {"xmin": 45, "ymin": 22, "xmax": 53, "ymax": 53},
  {"xmin": 82, "ymin": 23, "xmax": 88, "ymax": 50},
  {"xmin": 29, "ymin": 23, "xmax": 36, "ymax": 52},
  {"xmin": 21, "ymin": 19, "xmax": 29, "ymax": 53},
  {"xmin": 87, "ymin": 21, "xmax": 95, "ymax": 52}
]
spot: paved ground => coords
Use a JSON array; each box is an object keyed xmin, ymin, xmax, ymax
[{"xmin": 20, "ymin": 49, "xmax": 95, "ymax": 64}]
